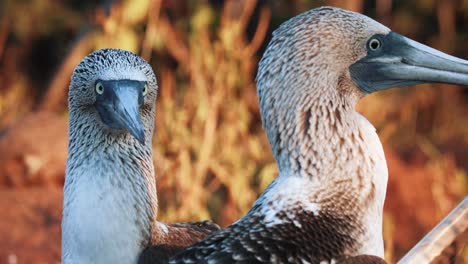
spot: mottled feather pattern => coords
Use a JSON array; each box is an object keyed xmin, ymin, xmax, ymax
[
  {"xmin": 169, "ymin": 7, "xmax": 389, "ymax": 263},
  {"xmin": 168, "ymin": 212, "xmax": 382, "ymax": 263},
  {"xmin": 169, "ymin": 172, "xmax": 383, "ymax": 263},
  {"xmin": 167, "ymin": 212, "xmax": 365, "ymax": 263}
]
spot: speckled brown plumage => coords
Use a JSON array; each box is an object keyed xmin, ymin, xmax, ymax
[
  {"xmin": 167, "ymin": 177, "xmax": 386, "ymax": 263},
  {"xmin": 168, "ymin": 211, "xmax": 363, "ymax": 263}
]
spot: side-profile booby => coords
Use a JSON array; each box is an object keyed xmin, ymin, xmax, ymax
[
  {"xmin": 167, "ymin": 7, "xmax": 468, "ymax": 263},
  {"xmin": 61, "ymin": 49, "xmax": 219, "ymax": 264}
]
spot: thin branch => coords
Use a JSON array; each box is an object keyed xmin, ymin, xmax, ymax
[
  {"xmin": 242, "ymin": 7, "xmax": 271, "ymax": 58},
  {"xmin": 398, "ymin": 197, "xmax": 468, "ymax": 264},
  {"xmin": 0, "ymin": 17, "xmax": 10, "ymax": 62},
  {"xmin": 38, "ymin": 31, "xmax": 94, "ymax": 112},
  {"xmin": 141, "ymin": 0, "xmax": 162, "ymax": 61},
  {"xmin": 157, "ymin": 15, "xmax": 190, "ymax": 67}
]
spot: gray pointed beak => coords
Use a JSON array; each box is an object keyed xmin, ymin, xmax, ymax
[
  {"xmin": 95, "ymin": 80, "xmax": 146, "ymax": 144},
  {"xmin": 350, "ymin": 32, "xmax": 468, "ymax": 93}
]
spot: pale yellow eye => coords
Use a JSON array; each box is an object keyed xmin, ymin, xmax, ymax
[
  {"xmin": 368, "ymin": 38, "xmax": 381, "ymax": 51},
  {"xmin": 95, "ymin": 82, "xmax": 104, "ymax": 95},
  {"xmin": 142, "ymin": 83, "xmax": 148, "ymax": 96}
]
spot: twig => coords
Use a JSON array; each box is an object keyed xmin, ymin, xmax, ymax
[
  {"xmin": 0, "ymin": 17, "xmax": 10, "ymax": 63},
  {"xmin": 141, "ymin": 0, "xmax": 162, "ymax": 61},
  {"xmin": 38, "ymin": 31, "xmax": 94, "ymax": 112},
  {"xmin": 157, "ymin": 15, "xmax": 190, "ymax": 67},
  {"xmin": 398, "ymin": 197, "xmax": 468, "ymax": 264},
  {"xmin": 242, "ymin": 7, "xmax": 270, "ymax": 58},
  {"xmin": 237, "ymin": 0, "xmax": 257, "ymax": 32}
]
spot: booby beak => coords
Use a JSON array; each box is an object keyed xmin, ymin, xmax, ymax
[
  {"xmin": 350, "ymin": 32, "xmax": 468, "ymax": 93},
  {"xmin": 94, "ymin": 80, "xmax": 146, "ymax": 144}
]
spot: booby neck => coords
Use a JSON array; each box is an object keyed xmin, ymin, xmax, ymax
[
  {"xmin": 254, "ymin": 10, "xmax": 389, "ymax": 230},
  {"xmin": 63, "ymin": 112, "xmax": 161, "ymax": 264},
  {"xmin": 262, "ymin": 86, "xmax": 363, "ymax": 176},
  {"xmin": 253, "ymin": 70, "xmax": 388, "ymax": 257}
]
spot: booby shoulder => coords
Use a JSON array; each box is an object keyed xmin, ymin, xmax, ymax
[
  {"xmin": 168, "ymin": 6, "xmax": 468, "ymax": 263},
  {"xmin": 62, "ymin": 49, "xmax": 219, "ymax": 264}
]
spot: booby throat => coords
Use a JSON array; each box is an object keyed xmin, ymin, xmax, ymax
[
  {"xmin": 166, "ymin": 7, "xmax": 468, "ymax": 263},
  {"xmin": 61, "ymin": 49, "xmax": 219, "ymax": 264}
]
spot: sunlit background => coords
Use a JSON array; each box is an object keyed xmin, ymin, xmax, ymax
[{"xmin": 0, "ymin": 0, "xmax": 466, "ymax": 263}]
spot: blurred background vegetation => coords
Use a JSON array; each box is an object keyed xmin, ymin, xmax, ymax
[{"xmin": 0, "ymin": 0, "xmax": 466, "ymax": 263}]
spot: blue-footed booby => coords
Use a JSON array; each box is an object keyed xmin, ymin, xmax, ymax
[
  {"xmin": 166, "ymin": 6, "xmax": 468, "ymax": 263},
  {"xmin": 61, "ymin": 49, "xmax": 219, "ymax": 264}
]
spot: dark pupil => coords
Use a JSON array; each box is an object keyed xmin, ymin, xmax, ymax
[{"xmin": 370, "ymin": 40, "xmax": 380, "ymax": 49}]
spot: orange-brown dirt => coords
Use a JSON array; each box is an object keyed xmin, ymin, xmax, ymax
[
  {"xmin": 0, "ymin": 111, "xmax": 67, "ymax": 188},
  {"xmin": 0, "ymin": 187, "xmax": 62, "ymax": 264}
]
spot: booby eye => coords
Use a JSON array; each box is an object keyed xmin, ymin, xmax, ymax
[
  {"xmin": 142, "ymin": 83, "xmax": 148, "ymax": 96},
  {"xmin": 368, "ymin": 38, "xmax": 382, "ymax": 51},
  {"xmin": 95, "ymin": 82, "xmax": 104, "ymax": 95}
]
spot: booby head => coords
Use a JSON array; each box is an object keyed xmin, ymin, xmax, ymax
[
  {"xmin": 64, "ymin": 49, "xmax": 159, "ymax": 264},
  {"xmin": 258, "ymin": 6, "xmax": 468, "ymax": 105},
  {"xmin": 64, "ymin": 49, "xmax": 220, "ymax": 264},
  {"xmin": 349, "ymin": 30, "xmax": 468, "ymax": 94},
  {"xmin": 69, "ymin": 48, "xmax": 158, "ymax": 144},
  {"xmin": 257, "ymin": 6, "xmax": 468, "ymax": 166}
]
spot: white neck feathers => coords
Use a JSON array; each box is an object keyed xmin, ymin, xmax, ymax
[{"xmin": 62, "ymin": 135, "xmax": 157, "ymax": 263}]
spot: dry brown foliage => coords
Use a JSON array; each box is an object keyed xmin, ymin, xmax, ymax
[{"xmin": 0, "ymin": 1, "xmax": 466, "ymax": 263}]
